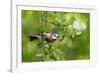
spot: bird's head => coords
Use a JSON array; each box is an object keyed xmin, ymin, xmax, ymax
[{"xmin": 51, "ymin": 33, "xmax": 59, "ymax": 40}]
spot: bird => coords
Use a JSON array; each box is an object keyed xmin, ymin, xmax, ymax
[{"xmin": 29, "ymin": 32, "xmax": 59, "ymax": 43}]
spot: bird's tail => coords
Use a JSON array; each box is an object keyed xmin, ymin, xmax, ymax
[{"xmin": 29, "ymin": 35, "xmax": 41, "ymax": 41}]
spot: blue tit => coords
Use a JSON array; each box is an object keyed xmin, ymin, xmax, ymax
[{"xmin": 29, "ymin": 32, "xmax": 59, "ymax": 43}]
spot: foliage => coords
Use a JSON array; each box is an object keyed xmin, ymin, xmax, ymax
[{"xmin": 22, "ymin": 10, "xmax": 90, "ymax": 62}]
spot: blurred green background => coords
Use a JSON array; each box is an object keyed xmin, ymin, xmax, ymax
[{"xmin": 22, "ymin": 10, "xmax": 90, "ymax": 62}]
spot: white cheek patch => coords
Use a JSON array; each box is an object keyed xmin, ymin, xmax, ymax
[
  {"xmin": 52, "ymin": 33, "xmax": 58, "ymax": 40},
  {"xmin": 52, "ymin": 35, "xmax": 57, "ymax": 39}
]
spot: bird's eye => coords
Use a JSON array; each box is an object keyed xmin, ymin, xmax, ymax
[{"xmin": 55, "ymin": 34, "xmax": 58, "ymax": 37}]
